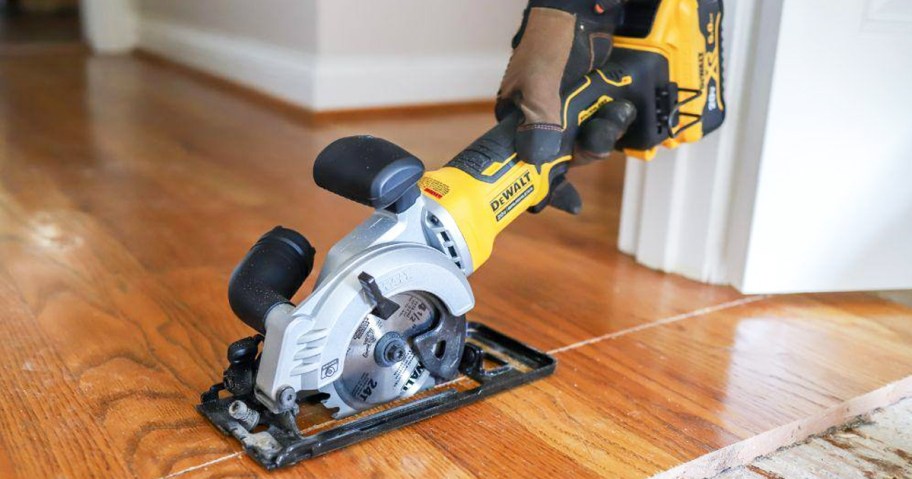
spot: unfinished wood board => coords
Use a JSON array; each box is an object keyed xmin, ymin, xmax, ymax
[{"xmin": 715, "ymin": 398, "xmax": 912, "ymax": 479}]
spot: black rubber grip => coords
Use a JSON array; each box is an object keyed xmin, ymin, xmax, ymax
[
  {"xmin": 446, "ymin": 47, "xmax": 670, "ymax": 181},
  {"xmin": 228, "ymin": 226, "xmax": 315, "ymax": 333},
  {"xmin": 314, "ymin": 136, "xmax": 425, "ymax": 213}
]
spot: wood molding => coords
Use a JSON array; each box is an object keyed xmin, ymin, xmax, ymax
[{"xmin": 137, "ymin": 16, "xmax": 316, "ymax": 107}]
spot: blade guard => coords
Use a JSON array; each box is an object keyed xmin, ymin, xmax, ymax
[{"xmin": 254, "ymin": 242, "xmax": 475, "ymax": 412}]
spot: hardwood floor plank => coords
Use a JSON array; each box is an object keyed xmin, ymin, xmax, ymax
[
  {"xmin": 0, "ymin": 201, "xmax": 250, "ymax": 477},
  {"xmin": 0, "ymin": 269, "xmax": 132, "ymax": 478}
]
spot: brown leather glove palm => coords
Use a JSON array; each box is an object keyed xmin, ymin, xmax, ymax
[{"xmin": 497, "ymin": 0, "xmax": 634, "ymax": 166}]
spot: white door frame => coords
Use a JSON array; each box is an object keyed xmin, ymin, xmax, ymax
[{"xmin": 80, "ymin": 0, "xmax": 139, "ymax": 54}]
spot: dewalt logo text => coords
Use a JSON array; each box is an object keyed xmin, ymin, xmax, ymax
[{"xmin": 490, "ymin": 172, "xmax": 534, "ymax": 221}]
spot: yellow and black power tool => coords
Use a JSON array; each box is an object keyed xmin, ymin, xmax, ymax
[
  {"xmin": 198, "ymin": 0, "xmax": 725, "ymax": 470},
  {"xmin": 420, "ymin": 0, "xmax": 726, "ymax": 269}
]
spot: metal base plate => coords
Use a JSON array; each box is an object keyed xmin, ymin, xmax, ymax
[{"xmin": 197, "ymin": 322, "xmax": 556, "ymax": 470}]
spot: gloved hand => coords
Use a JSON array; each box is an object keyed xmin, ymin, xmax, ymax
[{"xmin": 497, "ymin": 0, "xmax": 635, "ymax": 166}]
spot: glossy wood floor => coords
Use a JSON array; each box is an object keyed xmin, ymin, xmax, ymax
[{"xmin": 1, "ymin": 52, "xmax": 911, "ymax": 479}]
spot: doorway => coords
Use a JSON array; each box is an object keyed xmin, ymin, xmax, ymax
[{"xmin": 0, "ymin": 0, "xmax": 81, "ymax": 49}]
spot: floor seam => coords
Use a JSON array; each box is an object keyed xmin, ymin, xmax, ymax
[
  {"xmin": 161, "ymin": 452, "xmax": 243, "ymax": 479},
  {"xmin": 548, "ymin": 295, "xmax": 771, "ymax": 355}
]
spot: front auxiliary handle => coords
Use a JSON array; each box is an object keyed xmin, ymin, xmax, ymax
[{"xmin": 228, "ymin": 226, "xmax": 315, "ymax": 334}]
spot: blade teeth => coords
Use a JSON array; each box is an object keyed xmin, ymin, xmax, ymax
[
  {"xmin": 318, "ymin": 383, "xmax": 358, "ymax": 419},
  {"xmin": 316, "ymin": 370, "xmax": 439, "ymax": 420}
]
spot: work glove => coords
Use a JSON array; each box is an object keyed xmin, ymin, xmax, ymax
[{"xmin": 497, "ymin": 0, "xmax": 635, "ymax": 167}]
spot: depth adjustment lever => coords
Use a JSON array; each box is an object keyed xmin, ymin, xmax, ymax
[{"xmin": 358, "ymin": 272, "xmax": 400, "ymax": 320}]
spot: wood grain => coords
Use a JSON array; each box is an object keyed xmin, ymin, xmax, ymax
[{"xmin": 0, "ymin": 51, "xmax": 910, "ymax": 478}]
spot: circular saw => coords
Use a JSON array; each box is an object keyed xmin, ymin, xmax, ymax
[{"xmin": 197, "ymin": 0, "xmax": 726, "ymax": 470}]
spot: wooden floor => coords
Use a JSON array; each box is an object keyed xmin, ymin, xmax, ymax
[{"xmin": 1, "ymin": 52, "xmax": 911, "ymax": 479}]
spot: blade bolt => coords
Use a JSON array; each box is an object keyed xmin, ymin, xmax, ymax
[
  {"xmin": 385, "ymin": 343, "xmax": 405, "ymax": 362},
  {"xmin": 375, "ymin": 332, "xmax": 407, "ymax": 367},
  {"xmin": 228, "ymin": 400, "xmax": 260, "ymax": 431}
]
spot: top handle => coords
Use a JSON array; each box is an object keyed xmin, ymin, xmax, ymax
[{"xmin": 445, "ymin": 50, "xmax": 668, "ymax": 183}]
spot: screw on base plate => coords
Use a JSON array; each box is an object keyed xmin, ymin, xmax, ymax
[
  {"xmin": 229, "ymin": 400, "xmax": 260, "ymax": 431},
  {"xmin": 277, "ymin": 386, "xmax": 297, "ymax": 410}
]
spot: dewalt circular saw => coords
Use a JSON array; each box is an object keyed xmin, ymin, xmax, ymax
[{"xmin": 198, "ymin": 0, "xmax": 726, "ymax": 469}]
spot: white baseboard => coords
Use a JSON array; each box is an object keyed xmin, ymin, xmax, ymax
[
  {"xmin": 138, "ymin": 17, "xmax": 316, "ymax": 107},
  {"xmin": 137, "ymin": 17, "xmax": 506, "ymax": 111}
]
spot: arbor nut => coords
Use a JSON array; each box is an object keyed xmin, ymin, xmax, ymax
[
  {"xmin": 228, "ymin": 400, "xmax": 260, "ymax": 431},
  {"xmin": 385, "ymin": 343, "xmax": 405, "ymax": 363},
  {"xmin": 374, "ymin": 332, "xmax": 407, "ymax": 367}
]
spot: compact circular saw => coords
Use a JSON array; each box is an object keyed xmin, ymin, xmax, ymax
[{"xmin": 197, "ymin": 0, "xmax": 725, "ymax": 470}]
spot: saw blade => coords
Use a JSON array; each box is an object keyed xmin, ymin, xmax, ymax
[{"xmin": 321, "ymin": 291, "xmax": 440, "ymax": 418}]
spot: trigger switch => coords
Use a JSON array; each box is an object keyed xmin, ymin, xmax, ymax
[{"xmin": 549, "ymin": 178, "xmax": 582, "ymax": 215}]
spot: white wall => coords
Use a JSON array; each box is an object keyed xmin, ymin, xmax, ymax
[
  {"xmin": 734, "ymin": 0, "xmax": 912, "ymax": 293},
  {"xmin": 317, "ymin": 1, "xmax": 522, "ymax": 57},
  {"xmin": 139, "ymin": 0, "xmax": 317, "ymax": 54},
  {"xmin": 313, "ymin": 0, "xmax": 524, "ymax": 109},
  {"xmin": 128, "ymin": 0, "xmax": 524, "ymax": 110}
]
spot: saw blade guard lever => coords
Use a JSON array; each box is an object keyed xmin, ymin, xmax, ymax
[{"xmin": 228, "ymin": 226, "xmax": 316, "ymax": 334}]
